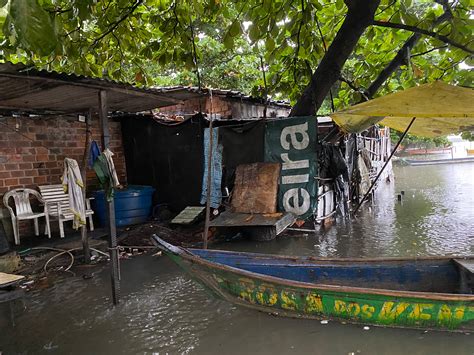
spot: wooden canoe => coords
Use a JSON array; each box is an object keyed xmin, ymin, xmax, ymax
[{"xmin": 153, "ymin": 236, "xmax": 474, "ymax": 331}]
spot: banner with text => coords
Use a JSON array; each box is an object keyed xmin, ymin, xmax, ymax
[{"xmin": 264, "ymin": 116, "xmax": 318, "ymax": 220}]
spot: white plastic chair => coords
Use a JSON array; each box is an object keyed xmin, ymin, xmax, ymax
[
  {"xmin": 38, "ymin": 185, "xmax": 94, "ymax": 239},
  {"xmin": 2, "ymin": 188, "xmax": 51, "ymax": 245}
]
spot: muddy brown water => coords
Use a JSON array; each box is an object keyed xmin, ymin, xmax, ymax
[{"xmin": 1, "ymin": 163, "xmax": 473, "ymax": 354}]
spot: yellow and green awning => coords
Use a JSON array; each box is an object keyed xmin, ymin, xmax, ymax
[{"xmin": 331, "ymin": 81, "xmax": 474, "ymax": 137}]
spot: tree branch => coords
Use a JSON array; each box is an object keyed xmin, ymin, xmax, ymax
[
  {"xmin": 91, "ymin": 0, "xmax": 143, "ymax": 47},
  {"xmin": 372, "ymin": 20, "xmax": 474, "ymax": 55},
  {"xmin": 411, "ymin": 45, "xmax": 448, "ymax": 57},
  {"xmin": 365, "ymin": 2, "xmax": 454, "ymax": 98}
]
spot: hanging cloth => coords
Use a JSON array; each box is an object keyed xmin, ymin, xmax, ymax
[
  {"xmin": 200, "ymin": 128, "xmax": 223, "ymax": 209},
  {"xmin": 62, "ymin": 158, "xmax": 86, "ymax": 229},
  {"xmin": 93, "ymin": 148, "xmax": 121, "ymax": 201},
  {"xmin": 88, "ymin": 140, "xmax": 101, "ymax": 168}
]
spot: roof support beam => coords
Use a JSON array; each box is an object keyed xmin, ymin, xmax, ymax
[{"xmin": 99, "ymin": 90, "xmax": 121, "ymax": 306}]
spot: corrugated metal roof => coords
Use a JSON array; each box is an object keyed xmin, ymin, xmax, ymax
[
  {"xmin": 0, "ymin": 62, "xmax": 181, "ymax": 114},
  {"xmin": 154, "ymin": 86, "xmax": 291, "ymax": 108}
]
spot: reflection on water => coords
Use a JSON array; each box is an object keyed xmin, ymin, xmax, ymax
[{"xmin": 1, "ymin": 164, "xmax": 473, "ymax": 354}]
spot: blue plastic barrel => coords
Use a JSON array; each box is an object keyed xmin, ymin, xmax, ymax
[{"xmin": 91, "ymin": 185, "xmax": 155, "ymax": 227}]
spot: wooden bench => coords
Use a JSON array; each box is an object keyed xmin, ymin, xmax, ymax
[
  {"xmin": 38, "ymin": 185, "xmax": 94, "ymax": 239},
  {"xmin": 454, "ymin": 258, "xmax": 474, "ymax": 294}
]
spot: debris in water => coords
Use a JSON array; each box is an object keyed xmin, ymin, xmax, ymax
[
  {"xmin": 363, "ymin": 326, "xmax": 370, "ymax": 330},
  {"xmin": 43, "ymin": 342, "xmax": 58, "ymax": 350},
  {"xmin": 320, "ymin": 320, "xmax": 328, "ymax": 324},
  {"xmin": 152, "ymin": 251, "xmax": 162, "ymax": 257}
]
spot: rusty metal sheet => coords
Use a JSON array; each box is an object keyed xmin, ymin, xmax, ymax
[
  {"xmin": 0, "ymin": 62, "xmax": 179, "ymax": 114},
  {"xmin": 231, "ymin": 162, "xmax": 280, "ymax": 214}
]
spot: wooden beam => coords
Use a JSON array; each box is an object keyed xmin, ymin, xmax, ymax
[
  {"xmin": 80, "ymin": 110, "xmax": 93, "ymax": 264},
  {"xmin": 98, "ymin": 90, "xmax": 120, "ymax": 305}
]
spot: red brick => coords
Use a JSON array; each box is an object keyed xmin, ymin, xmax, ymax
[
  {"xmin": 0, "ymin": 171, "xmax": 11, "ymax": 179},
  {"xmin": 10, "ymin": 170, "xmax": 25, "ymax": 178},
  {"xmin": 4, "ymin": 178, "xmax": 19, "ymax": 186},
  {"xmin": 5, "ymin": 163, "xmax": 19, "ymax": 171},
  {"xmin": 33, "ymin": 176, "xmax": 48, "ymax": 184},
  {"xmin": 45, "ymin": 161, "xmax": 59, "ymax": 168},
  {"xmin": 50, "ymin": 168, "xmax": 62, "ymax": 175},
  {"xmin": 19, "ymin": 163, "xmax": 33, "ymax": 170},
  {"xmin": 19, "ymin": 177, "xmax": 33, "ymax": 185},
  {"xmin": 36, "ymin": 154, "xmax": 49, "ymax": 162},
  {"xmin": 24, "ymin": 169, "xmax": 39, "ymax": 177},
  {"xmin": 23, "ymin": 155, "xmax": 36, "ymax": 162}
]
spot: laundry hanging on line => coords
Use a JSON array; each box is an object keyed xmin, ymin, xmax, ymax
[
  {"xmin": 93, "ymin": 148, "xmax": 121, "ymax": 201},
  {"xmin": 62, "ymin": 158, "xmax": 86, "ymax": 230},
  {"xmin": 88, "ymin": 140, "xmax": 101, "ymax": 168},
  {"xmin": 200, "ymin": 127, "xmax": 223, "ymax": 209}
]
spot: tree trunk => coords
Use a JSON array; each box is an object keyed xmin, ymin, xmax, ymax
[{"xmin": 289, "ymin": 0, "xmax": 380, "ymax": 117}]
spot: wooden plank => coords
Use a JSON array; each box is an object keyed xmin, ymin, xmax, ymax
[
  {"xmin": 0, "ymin": 272, "xmax": 24, "ymax": 287},
  {"xmin": 231, "ymin": 162, "xmax": 281, "ymax": 214},
  {"xmin": 454, "ymin": 259, "xmax": 474, "ymax": 274},
  {"xmin": 454, "ymin": 259, "xmax": 474, "ymax": 294},
  {"xmin": 171, "ymin": 206, "xmax": 205, "ymax": 225},
  {"xmin": 210, "ymin": 211, "xmax": 295, "ymax": 233}
]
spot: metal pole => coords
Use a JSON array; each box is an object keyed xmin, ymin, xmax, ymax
[
  {"xmin": 203, "ymin": 89, "xmax": 214, "ymax": 249},
  {"xmin": 353, "ymin": 117, "xmax": 416, "ymax": 215},
  {"xmin": 80, "ymin": 110, "xmax": 93, "ymax": 264},
  {"xmin": 98, "ymin": 90, "xmax": 120, "ymax": 305}
]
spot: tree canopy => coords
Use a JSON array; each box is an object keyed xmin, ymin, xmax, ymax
[{"xmin": 0, "ymin": 0, "xmax": 472, "ymax": 117}]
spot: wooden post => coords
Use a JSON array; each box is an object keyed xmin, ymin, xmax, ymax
[
  {"xmin": 80, "ymin": 110, "xmax": 93, "ymax": 264},
  {"xmin": 98, "ymin": 90, "xmax": 120, "ymax": 305}
]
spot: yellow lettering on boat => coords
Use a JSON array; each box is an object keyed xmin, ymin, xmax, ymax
[
  {"xmin": 408, "ymin": 303, "xmax": 433, "ymax": 320},
  {"xmin": 255, "ymin": 285, "xmax": 278, "ymax": 307},
  {"xmin": 238, "ymin": 278, "xmax": 256, "ymax": 304},
  {"xmin": 454, "ymin": 307, "xmax": 465, "ymax": 320},
  {"xmin": 379, "ymin": 302, "xmax": 410, "ymax": 321},
  {"xmin": 268, "ymin": 293, "xmax": 278, "ymax": 306},
  {"xmin": 256, "ymin": 291, "xmax": 265, "ymax": 305},
  {"xmin": 334, "ymin": 300, "xmax": 347, "ymax": 314},
  {"xmin": 280, "ymin": 291, "xmax": 297, "ymax": 310},
  {"xmin": 362, "ymin": 305, "xmax": 375, "ymax": 319},
  {"xmin": 348, "ymin": 302, "xmax": 361, "ymax": 317},
  {"xmin": 437, "ymin": 305, "xmax": 452, "ymax": 322},
  {"xmin": 305, "ymin": 293, "xmax": 323, "ymax": 313}
]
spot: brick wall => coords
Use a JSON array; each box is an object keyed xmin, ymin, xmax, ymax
[
  {"xmin": 0, "ymin": 115, "xmax": 126, "ymax": 239},
  {"xmin": 158, "ymin": 96, "xmax": 233, "ymax": 118}
]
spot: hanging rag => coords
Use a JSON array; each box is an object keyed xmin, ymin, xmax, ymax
[
  {"xmin": 62, "ymin": 158, "xmax": 86, "ymax": 229},
  {"xmin": 93, "ymin": 148, "xmax": 121, "ymax": 201},
  {"xmin": 103, "ymin": 148, "xmax": 120, "ymax": 187},
  {"xmin": 88, "ymin": 140, "xmax": 101, "ymax": 168},
  {"xmin": 200, "ymin": 127, "xmax": 223, "ymax": 209}
]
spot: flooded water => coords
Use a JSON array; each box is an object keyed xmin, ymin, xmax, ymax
[{"xmin": 1, "ymin": 164, "xmax": 474, "ymax": 354}]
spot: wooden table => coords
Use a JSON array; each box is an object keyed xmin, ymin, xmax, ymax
[{"xmin": 210, "ymin": 211, "xmax": 296, "ymax": 241}]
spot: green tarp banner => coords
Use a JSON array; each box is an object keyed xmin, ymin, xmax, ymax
[{"xmin": 264, "ymin": 117, "xmax": 318, "ymax": 220}]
